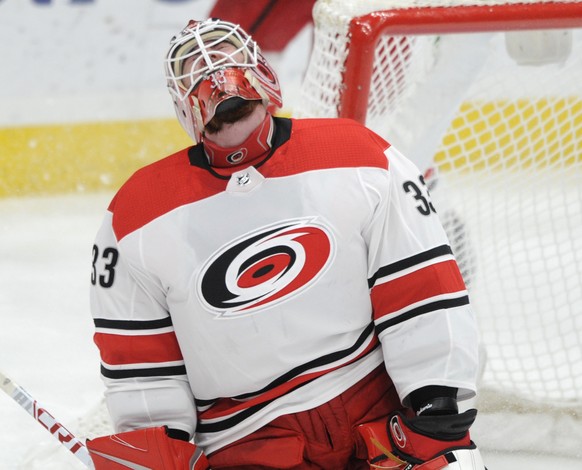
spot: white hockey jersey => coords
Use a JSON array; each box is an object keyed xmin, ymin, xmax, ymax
[{"xmin": 90, "ymin": 117, "xmax": 480, "ymax": 453}]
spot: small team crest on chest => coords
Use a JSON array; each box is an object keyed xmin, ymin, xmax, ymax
[
  {"xmin": 197, "ymin": 217, "xmax": 335, "ymax": 317},
  {"xmin": 227, "ymin": 166, "xmax": 264, "ymax": 192},
  {"xmin": 235, "ymin": 172, "xmax": 251, "ymax": 185}
]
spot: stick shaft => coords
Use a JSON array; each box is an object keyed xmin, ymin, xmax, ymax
[{"xmin": 0, "ymin": 370, "xmax": 94, "ymax": 468}]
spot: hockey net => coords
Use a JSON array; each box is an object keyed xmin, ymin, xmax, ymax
[{"xmin": 298, "ymin": 0, "xmax": 582, "ymax": 457}]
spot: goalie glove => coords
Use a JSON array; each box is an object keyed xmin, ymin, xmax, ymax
[
  {"xmin": 87, "ymin": 426, "xmax": 210, "ymax": 470},
  {"xmin": 357, "ymin": 409, "xmax": 486, "ymax": 469}
]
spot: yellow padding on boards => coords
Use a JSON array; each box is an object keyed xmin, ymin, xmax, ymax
[
  {"xmin": 2, "ymin": 100, "xmax": 579, "ymax": 197},
  {"xmin": 435, "ymin": 97, "xmax": 582, "ymax": 172},
  {"xmin": 0, "ymin": 119, "xmax": 192, "ymax": 198},
  {"xmin": 0, "ymin": 109, "xmax": 294, "ymax": 198}
]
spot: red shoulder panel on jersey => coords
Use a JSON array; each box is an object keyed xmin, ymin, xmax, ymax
[
  {"xmin": 110, "ymin": 120, "xmax": 390, "ymax": 241},
  {"xmin": 263, "ymin": 118, "xmax": 390, "ymax": 177},
  {"xmin": 110, "ymin": 148, "xmax": 228, "ymax": 241}
]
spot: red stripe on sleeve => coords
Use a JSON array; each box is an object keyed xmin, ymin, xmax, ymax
[
  {"xmin": 371, "ymin": 260, "xmax": 466, "ymax": 321},
  {"xmin": 94, "ymin": 332, "xmax": 184, "ymax": 366}
]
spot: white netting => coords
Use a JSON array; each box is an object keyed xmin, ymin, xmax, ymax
[{"xmin": 299, "ymin": 0, "xmax": 582, "ymax": 458}]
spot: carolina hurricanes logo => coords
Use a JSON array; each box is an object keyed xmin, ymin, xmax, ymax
[
  {"xmin": 226, "ymin": 149, "xmax": 247, "ymax": 165},
  {"xmin": 389, "ymin": 416, "xmax": 407, "ymax": 449},
  {"xmin": 197, "ymin": 218, "xmax": 335, "ymax": 317}
]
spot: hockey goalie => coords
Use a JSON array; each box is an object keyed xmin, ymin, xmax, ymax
[{"xmin": 86, "ymin": 17, "xmax": 486, "ymax": 470}]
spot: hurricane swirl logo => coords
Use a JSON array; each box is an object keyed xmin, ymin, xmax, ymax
[
  {"xmin": 198, "ymin": 218, "xmax": 334, "ymax": 317},
  {"xmin": 226, "ymin": 149, "xmax": 247, "ymax": 165},
  {"xmin": 389, "ymin": 415, "xmax": 407, "ymax": 449}
]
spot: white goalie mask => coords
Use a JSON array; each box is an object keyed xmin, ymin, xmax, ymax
[{"xmin": 165, "ymin": 18, "xmax": 283, "ymax": 143}]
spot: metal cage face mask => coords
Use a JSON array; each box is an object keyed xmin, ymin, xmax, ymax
[
  {"xmin": 166, "ymin": 19, "xmax": 258, "ymax": 100},
  {"xmin": 164, "ymin": 19, "xmax": 283, "ymax": 142}
]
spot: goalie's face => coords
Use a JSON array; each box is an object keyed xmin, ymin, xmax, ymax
[{"xmin": 165, "ymin": 19, "xmax": 282, "ymax": 142}]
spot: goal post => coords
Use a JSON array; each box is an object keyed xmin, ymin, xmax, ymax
[
  {"xmin": 339, "ymin": 2, "xmax": 582, "ymax": 124},
  {"xmin": 299, "ymin": 0, "xmax": 582, "ymax": 457}
]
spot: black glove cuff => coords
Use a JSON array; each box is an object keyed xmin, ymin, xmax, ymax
[
  {"xmin": 416, "ymin": 396, "xmax": 459, "ymax": 416},
  {"xmin": 409, "ymin": 385, "xmax": 458, "ymax": 414},
  {"xmin": 406, "ymin": 409, "xmax": 478, "ymax": 441}
]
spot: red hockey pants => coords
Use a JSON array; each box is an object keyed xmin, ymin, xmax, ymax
[{"xmin": 207, "ymin": 365, "xmax": 402, "ymax": 469}]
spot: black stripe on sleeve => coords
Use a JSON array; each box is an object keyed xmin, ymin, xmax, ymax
[
  {"xmin": 375, "ymin": 295, "xmax": 470, "ymax": 336},
  {"xmin": 368, "ymin": 245, "xmax": 453, "ymax": 289},
  {"xmin": 100, "ymin": 364, "xmax": 187, "ymax": 379},
  {"xmin": 94, "ymin": 317, "xmax": 173, "ymax": 330}
]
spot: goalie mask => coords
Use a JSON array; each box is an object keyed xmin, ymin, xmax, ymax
[{"xmin": 165, "ymin": 18, "xmax": 283, "ymax": 143}]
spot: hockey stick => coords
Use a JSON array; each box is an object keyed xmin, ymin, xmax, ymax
[{"xmin": 0, "ymin": 370, "xmax": 94, "ymax": 469}]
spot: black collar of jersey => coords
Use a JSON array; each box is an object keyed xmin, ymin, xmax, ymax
[{"xmin": 187, "ymin": 117, "xmax": 292, "ymax": 180}]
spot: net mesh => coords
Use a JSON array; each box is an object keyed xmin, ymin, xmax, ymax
[{"xmin": 298, "ymin": 0, "xmax": 582, "ymax": 457}]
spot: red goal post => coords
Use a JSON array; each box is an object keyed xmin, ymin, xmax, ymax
[{"xmin": 339, "ymin": 2, "xmax": 582, "ymax": 124}]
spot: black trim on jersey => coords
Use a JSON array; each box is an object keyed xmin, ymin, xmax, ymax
[
  {"xmin": 196, "ymin": 387, "xmax": 282, "ymax": 433},
  {"xmin": 224, "ymin": 321, "xmax": 374, "ymax": 402},
  {"xmin": 194, "ymin": 322, "xmax": 376, "ymax": 413},
  {"xmin": 195, "ymin": 397, "xmax": 216, "ymax": 408},
  {"xmin": 375, "ymin": 295, "xmax": 470, "ymax": 336},
  {"xmin": 93, "ymin": 317, "xmax": 173, "ymax": 330},
  {"xmin": 187, "ymin": 117, "xmax": 292, "ymax": 179},
  {"xmin": 368, "ymin": 244, "xmax": 453, "ymax": 289},
  {"xmin": 196, "ymin": 342, "xmax": 382, "ymax": 433},
  {"xmin": 100, "ymin": 364, "xmax": 187, "ymax": 379}
]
